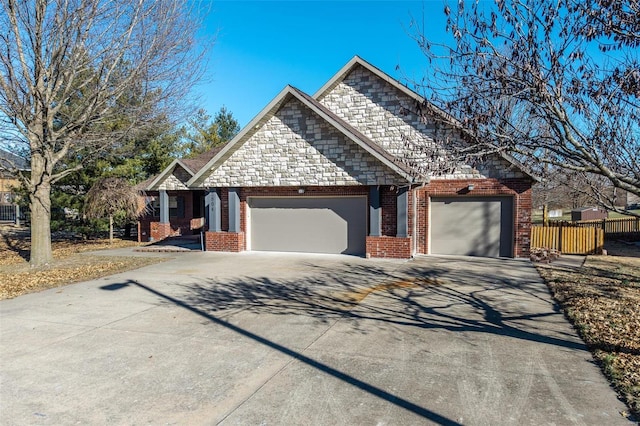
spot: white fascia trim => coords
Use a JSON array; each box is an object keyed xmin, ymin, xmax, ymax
[
  {"xmin": 314, "ymin": 56, "xmax": 537, "ymax": 181},
  {"xmin": 187, "ymin": 85, "xmax": 294, "ymax": 187},
  {"xmin": 288, "ymin": 89, "xmax": 415, "ymax": 183},
  {"xmin": 145, "ymin": 159, "xmax": 191, "ymax": 191},
  {"xmin": 145, "ymin": 159, "xmax": 194, "ymax": 191}
]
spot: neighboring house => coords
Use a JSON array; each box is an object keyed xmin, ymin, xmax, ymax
[
  {"xmin": 0, "ymin": 148, "xmax": 29, "ymax": 222},
  {"xmin": 571, "ymin": 207, "xmax": 608, "ymax": 221},
  {"xmin": 138, "ymin": 56, "xmax": 536, "ymax": 258},
  {"xmin": 626, "ymin": 192, "xmax": 640, "ymax": 209},
  {"xmin": 136, "ymin": 149, "xmax": 219, "ymax": 241}
]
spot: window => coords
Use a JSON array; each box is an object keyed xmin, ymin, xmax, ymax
[
  {"xmin": 148, "ymin": 196, "xmax": 159, "ymax": 217},
  {"xmin": 169, "ymin": 196, "xmax": 185, "ymax": 218},
  {"xmin": 0, "ymin": 192, "xmax": 13, "ymax": 205},
  {"xmin": 193, "ymin": 192, "xmax": 204, "ymax": 217},
  {"xmin": 147, "ymin": 195, "xmax": 184, "ymax": 218}
]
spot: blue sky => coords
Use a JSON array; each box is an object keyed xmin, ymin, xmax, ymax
[{"xmin": 195, "ymin": 1, "xmax": 450, "ymax": 127}]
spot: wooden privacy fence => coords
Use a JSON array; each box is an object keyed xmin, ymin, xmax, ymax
[
  {"xmin": 569, "ymin": 217, "xmax": 640, "ymax": 236},
  {"xmin": 531, "ymin": 225, "xmax": 605, "ymax": 255}
]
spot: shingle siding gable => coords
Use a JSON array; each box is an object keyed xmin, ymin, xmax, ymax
[
  {"xmin": 202, "ymin": 97, "xmax": 405, "ymax": 187},
  {"xmin": 318, "ymin": 65, "xmax": 525, "ymax": 180}
]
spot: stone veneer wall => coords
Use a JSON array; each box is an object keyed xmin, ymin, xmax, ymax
[
  {"xmin": 318, "ymin": 65, "xmax": 526, "ymax": 181},
  {"xmin": 203, "ymin": 97, "xmax": 405, "ymax": 187},
  {"xmin": 158, "ymin": 165, "xmax": 191, "ymax": 190}
]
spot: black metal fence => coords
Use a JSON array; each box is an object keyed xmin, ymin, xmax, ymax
[{"xmin": 0, "ymin": 204, "xmax": 24, "ymax": 224}]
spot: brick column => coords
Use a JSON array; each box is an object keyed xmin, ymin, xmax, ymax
[
  {"xmin": 152, "ymin": 190, "xmax": 171, "ymax": 241},
  {"xmin": 151, "ymin": 222, "xmax": 171, "ymax": 241}
]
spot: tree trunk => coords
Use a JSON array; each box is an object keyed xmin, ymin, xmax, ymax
[
  {"xmin": 109, "ymin": 215, "xmax": 114, "ymax": 244},
  {"xmin": 29, "ymin": 177, "xmax": 53, "ymax": 267}
]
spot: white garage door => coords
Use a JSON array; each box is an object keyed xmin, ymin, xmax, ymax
[
  {"xmin": 248, "ymin": 197, "xmax": 366, "ymax": 255},
  {"xmin": 430, "ymin": 196, "xmax": 514, "ymax": 257}
]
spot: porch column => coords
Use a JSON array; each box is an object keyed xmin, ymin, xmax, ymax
[
  {"xmin": 205, "ymin": 188, "xmax": 221, "ymax": 232},
  {"xmin": 369, "ymin": 186, "xmax": 381, "ymax": 237},
  {"xmin": 229, "ymin": 187, "xmax": 240, "ymax": 233},
  {"xmin": 159, "ymin": 189, "xmax": 169, "ymax": 224},
  {"xmin": 397, "ymin": 186, "xmax": 408, "ymax": 238}
]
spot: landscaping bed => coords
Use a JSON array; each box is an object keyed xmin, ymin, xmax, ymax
[
  {"xmin": 0, "ymin": 226, "xmax": 168, "ymax": 300},
  {"xmin": 537, "ymin": 242, "xmax": 640, "ymax": 419}
]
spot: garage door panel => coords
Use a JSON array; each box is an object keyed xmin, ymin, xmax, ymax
[
  {"xmin": 249, "ymin": 197, "xmax": 366, "ymax": 255},
  {"xmin": 431, "ymin": 197, "xmax": 513, "ymax": 257}
]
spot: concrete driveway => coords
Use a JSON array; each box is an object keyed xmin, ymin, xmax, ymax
[{"xmin": 0, "ymin": 251, "xmax": 632, "ymax": 425}]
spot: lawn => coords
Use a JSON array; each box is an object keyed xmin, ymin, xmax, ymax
[
  {"xmin": 0, "ymin": 225, "xmax": 168, "ymax": 300},
  {"xmin": 537, "ymin": 240, "xmax": 640, "ymax": 419},
  {"xmin": 2, "ymin": 225, "xmax": 638, "ymax": 418}
]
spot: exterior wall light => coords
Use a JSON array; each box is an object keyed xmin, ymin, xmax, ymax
[
  {"xmin": 467, "ymin": 184, "xmax": 474, "ymax": 191},
  {"xmin": 298, "ymin": 188, "xmax": 305, "ymax": 194}
]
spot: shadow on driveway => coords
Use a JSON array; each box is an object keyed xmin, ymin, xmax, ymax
[
  {"xmin": 98, "ymin": 255, "xmax": 608, "ymax": 424},
  {"xmin": 103, "ymin": 277, "xmax": 462, "ymax": 425}
]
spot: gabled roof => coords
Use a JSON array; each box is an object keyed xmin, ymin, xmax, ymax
[
  {"xmin": 0, "ymin": 148, "xmax": 29, "ymax": 171},
  {"xmin": 141, "ymin": 145, "xmax": 228, "ymax": 191},
  {"xmin": 187, "ymin": 85, "xmax": 421, "ymax": 187},
  {"xmin": 315, "ymin": 56, "xmax": 457, "ymax": 123},
  {"xmin": 181, "ymin": 148, "xmax": 223, "ymax": 174},
  {"xmin": 314, "ymin": 56, "xmax": 538, "ymax": 181},
  {"xmin": 143, "ymin": 159, "xmax": 192, "ymax": 191}
]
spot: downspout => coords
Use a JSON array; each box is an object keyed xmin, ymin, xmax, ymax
[{"xmin": 412, "ymin": 185, "xmax": 417, "ymax": 257}]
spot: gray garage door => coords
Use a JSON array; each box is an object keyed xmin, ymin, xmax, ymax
[
  {"xmin": 249, "ymin": 197, "xmax": 366, "ymax": 255},
  {"xmin": 430, "ymin": 196, "xmax": 513, "ymax": 257}
]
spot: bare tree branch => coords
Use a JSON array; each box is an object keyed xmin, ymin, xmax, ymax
[
  {"xmin": 405, "ymin": 0, "xmax": 639, "ymax": 215},
  {"xmin": 0, "ymin": 0, "xmax": 209, "ymax": 266}
]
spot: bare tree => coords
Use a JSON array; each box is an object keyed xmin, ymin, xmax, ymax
[
  {"xmin": 407, "ymin": 0, "xmax": 639, "ymax": 215},
  {"xmin": 0, "ymin": 0, "xmax": 207, "ymax": 266},
  {"xmin": 84, "ymin": 177, "xmax": 145, "ymax": 244}
]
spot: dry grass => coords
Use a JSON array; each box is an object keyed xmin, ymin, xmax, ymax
[
  {"xmin": 537, "ymin": 241, "xmax": 640, "ymax": 419},
  {"xmin": 0, "ymin": 226, "xmax": 168, "ymax": 300}
]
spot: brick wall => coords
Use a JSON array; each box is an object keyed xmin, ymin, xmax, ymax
[
  {"xmin": 366, "ymin": 236, "xmax": 412, "ymax": 258},
  {"xmin": 237, "ymin": 186, "xmax": 413, "ymax": 259},
  {"xmin": 138, "ymin": 220, "xmax": 151, "ymax": 242},
  {"xmin": 221, "ymin": 188, "xmax": 229, "ymax": 232},
  {"xmin": 205, "ymin": 232, "xmax": 245, "ymax": 252},
  {"xmin": 138, "ymin": 190, "xmax": 203, "ymax": 242},
  {"xmin": 380, "ymin": 186, "xmax": 397, "ymax": 236},
  {"xmin": 415, "ymin": 178, "xmax": 532, "ymax": 257},
  {"xmin": 150, "ymin": 222, "xmax": 171, "ymax": 241},
  {"xmin": 198, "ymin": 180, "xmax": 532, "ymax": 259}
]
